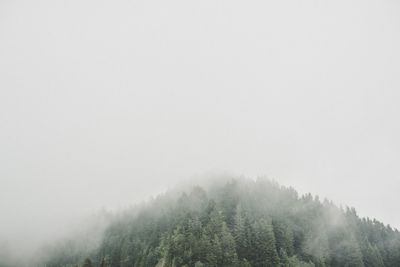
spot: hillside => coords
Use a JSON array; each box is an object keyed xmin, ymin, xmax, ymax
[{"xmin": 43, "ymin": 178, "xmax": 400, "ymax": 267}]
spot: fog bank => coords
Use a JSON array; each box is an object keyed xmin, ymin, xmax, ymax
[{"xmin": 1, "ymin": 0, "xmax": 400, "ymax": 263}]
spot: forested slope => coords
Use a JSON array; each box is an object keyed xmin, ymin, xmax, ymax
[{"xmin": 44, "ymin": 178, "xmax": 400, "ymax": 267}]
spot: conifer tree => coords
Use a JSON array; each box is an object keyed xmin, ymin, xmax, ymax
[
  {"xmin": 82, "ymin": 258, "xmax": 93, "ymax": 267},
  {"xmin": 253, "ymin": 219, "xmax": 280, "ymax": 267}
]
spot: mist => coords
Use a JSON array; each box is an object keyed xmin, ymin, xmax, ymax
[{"xmin": 1, "ymin": 0, "xmax": 400, "ymax": 265}]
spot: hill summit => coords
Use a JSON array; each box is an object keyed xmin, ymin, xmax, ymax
[{"xmin": 44, "ymin": 178, "xmax": 400, "ymax": 267}]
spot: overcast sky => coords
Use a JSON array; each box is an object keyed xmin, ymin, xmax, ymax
[{"xmin": 1, "ymin": 0, "xmax": 400, "ymax": 258}]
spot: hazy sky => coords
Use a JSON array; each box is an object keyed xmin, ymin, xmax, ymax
[{"xmin": 1, "ymin": 0, "xmax": 400, "ymax": 257}]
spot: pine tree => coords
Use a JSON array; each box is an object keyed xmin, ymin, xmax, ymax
[
  {"xmin": 82, "ymin": 258, "xmax": 93, "ymax": 267},
  {"xmin": 330, "ymin": 234, "xmax": 364, "ymax": 267},
  {"xmin": 220, "ymin": 222, "xmax": 238, "ymax": 266},
  {"xmin": 273, "ymin": 219, "xmax": 294, "ymax": 256},
  {"xmin": 279, "ymin": 248, "xmax": 290, "ymax": 267},
  {"xmin": 362, "ymin": 242, "xmax": 384, "ymax": 267},
  {"xmin": 234, "ymin": 205, "xmax": 254, "ymax": 261},
  {"xmin": 99, "ymin": 255, "xmax": 111, "ymax": 267},
  {"xmin": 253, "ymin": 219, "xmax": 280, "ymax": 267}
]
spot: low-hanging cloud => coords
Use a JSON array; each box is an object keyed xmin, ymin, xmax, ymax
[{"xmin": 1, "ymin": 0, "xmax": 400, "ymax": 264}]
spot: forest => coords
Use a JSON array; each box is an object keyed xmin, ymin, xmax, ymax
[{"xmin": 40, "ymin": 178, "xmax": 400, "ymax": 267}]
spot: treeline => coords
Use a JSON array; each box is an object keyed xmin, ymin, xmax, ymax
[{"xmin": 44, "ymin": 178, "xmax": 400, "ymax": 267}]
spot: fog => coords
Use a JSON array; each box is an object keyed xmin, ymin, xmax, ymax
[{"xmin": 1, "ymin": 0, "xmax": 400, "ymax": 262}]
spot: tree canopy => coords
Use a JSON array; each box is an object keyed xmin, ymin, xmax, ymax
[{"xmin": 42, "ymin": 178, "xmax": 400, "ymax": 267}]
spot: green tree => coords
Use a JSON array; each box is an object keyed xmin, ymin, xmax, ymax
[
  {"xmin": 220, "ymin": 222, "xmax": 238, "ymax": 266},
  {"xmin": 253, "ymin": 219, "xmax": 280, "ymax": 267},
  {"xmin": 362, "ymin": 242, "xmax": 384, "ymax": 267},
  {"xmin": 82, "ymin": 258, "xmax": 93, "ymax": 267}
]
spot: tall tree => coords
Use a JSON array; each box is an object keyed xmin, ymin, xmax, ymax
[
  {"xmin": 253, "ymin": 219, "xmax": 280, "ymax": 267},
  {"xmin": 82, "ymin": 258, "xmax": 93, "ymax": 267}
]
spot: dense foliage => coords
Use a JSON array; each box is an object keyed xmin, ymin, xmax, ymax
[{"xmin": 44, "ymin": 178, "xmax": 400, "ymax": 267}]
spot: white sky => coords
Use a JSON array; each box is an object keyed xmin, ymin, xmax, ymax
[{"xmin": 1, "ymin": 0, "xmax": 400, "ymax": 257}]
